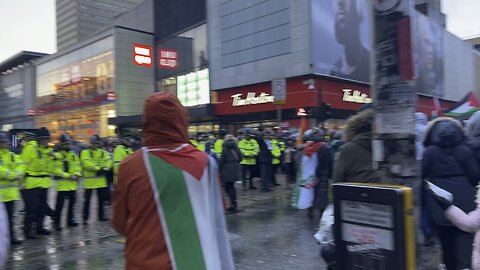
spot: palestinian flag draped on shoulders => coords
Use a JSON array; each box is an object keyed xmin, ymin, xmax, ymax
[
  {"xmin": 143, "ymin": 144, "xmax": 235, "ymax": 270},
  {"xmin": 445, "ymin": 92, "xmax": 480, "ymax": 118}
]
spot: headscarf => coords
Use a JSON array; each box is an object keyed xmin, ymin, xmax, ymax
[{"xmin": 415, "ymin": 112, "xmax": 428, "ymax": 160}]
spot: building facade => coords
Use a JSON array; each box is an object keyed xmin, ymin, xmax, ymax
[
  {"xmin": 37, "ymin": 0, "xmax": 155, "ymax": 141},
  {"xmin": 207, "ymin": 0, "xmax": 475, "ymax": 131},
  {"xmin": 56, "ymin": 0, "xmax": 144, "ymax": 51},
  {"xmin": 0, "ymin": 52, "xmax": 46, "ymax": 131}
]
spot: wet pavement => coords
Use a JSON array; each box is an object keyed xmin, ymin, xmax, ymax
[{"xmin": 2, "ymin": 176, "xmax": 326, "ymax": 270}]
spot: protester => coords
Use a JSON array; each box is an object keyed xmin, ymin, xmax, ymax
[
  {"xmin": 282, "ymin": 140, "xmax": 297, "ymax": 188},
  {"xmin": 112, "ymin": 93, "xmax": 234, "ymax": 270},
  {"xmin": 219, "ymin": 134, "xmax": 242, "ymax": 213},
  {"xmin": 428, "ymin": 182, "xmax": 480, "ymax": 270},
  {"xmin": 332, "ymin": 109, "xmax": 378, "ymax": 183},
  {"xmin": 423, "ymin": 117, "xmax": 480, "ymax": 270},
  {"xmin": 305, "ymin": 128, "xmax": 333, "ymax": 220},
  {"xmin": 257, "ymin": 129, "xmax": 274, "ymax": 192}
]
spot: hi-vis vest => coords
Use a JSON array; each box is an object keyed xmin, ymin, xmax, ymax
[
  {"xmin": 0, "ymin": 149, "xmax": 24, "ymax": 202},
  {"xmin": 53, "ymin": 150, "xmax": 82, "ymax": 191},
  {"xmin": 271, "ymin": 139, "xmax": 282, "ymax": 165},
  {"xmin": 21, "ymin": 141, "xmax": 53, "ymax": 189},
  {"xmin": 238, "ymin": 139, "xmax": 259, "ymax": 165},
  {"xmin": 80, "ymin": 148, "xmax": 112, "ymax": 189}
]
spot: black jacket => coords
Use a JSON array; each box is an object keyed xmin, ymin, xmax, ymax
[
  {"xmin": 219, "ymin": 140, "xmax": 242, "ymax": 183},
  {"xmin": 315, "ymin": 143, "xmax": 333, "ymax": 187},
  {"xmin": 256, "ymin": 138, "xmax": 273, "ymax": 164},
  {"xmin": 423, "ymin": 119, "xmax": 480, "ymax": 226}
]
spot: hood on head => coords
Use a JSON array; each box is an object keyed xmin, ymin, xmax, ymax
[
  {"xmin": 344, "ymin": 109, "xmax": 374, "ymax": 142},
  {"xmin": 466, "ymin": 111, "xmax": 480, "ymax": 140},
  {"xmin": 424, "ymin": 117, "xmax": 465, "ymax": 147},
  {"xmin": 142, "ymin": 92, "xmax": 189, "ymax": 148}
]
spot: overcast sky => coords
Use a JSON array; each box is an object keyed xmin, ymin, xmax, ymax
[{"xmin": 0, "ymin": 0, "xmax": 479, "ymax": 63}]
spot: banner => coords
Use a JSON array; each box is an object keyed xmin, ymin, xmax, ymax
[{"xmin": 311, "ymin": 0, "xmax": 372, "ymax": 83}]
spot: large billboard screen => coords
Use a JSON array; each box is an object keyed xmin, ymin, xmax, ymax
[
  {"xmin": 311, "ymin": 0, "xmax": 372, "ymax": 83},
  {"xmin": 414, "ymin": 12, "xmax": 444, "ymax": 97}
]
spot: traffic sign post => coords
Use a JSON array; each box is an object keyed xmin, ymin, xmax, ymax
[
  {"xmin": 272, "ymin": 78, "xmax": 286, "ymax": 105},
  {"xmin": 333, "ymin": 183, "xmax": 415, "ymax": 270}
]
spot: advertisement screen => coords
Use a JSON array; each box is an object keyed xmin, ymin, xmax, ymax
[
  {"xmin": 311, "ymin": 0, "xmax": 372, "ymax": 83},
  {"xmin": 415, "ymin": 12, "xmax": 444, "ymax": 97}
]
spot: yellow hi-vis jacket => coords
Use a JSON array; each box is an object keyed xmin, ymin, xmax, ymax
[
  {"xmin": 238, "ymin": 138, "xmax": 259, "ymax": 165},
  {"xmin": 21, "ymin": 141, "xmax": 53, "ymax": 189},
  {"xmin": 213, "ymin": 139, "xmax": 223, "ymax": 158},
  {"xmin": 53, "ymin": 150, "xmax": 82, "ymax": 191},
  {"xmin": 271, "ymin": 139, "xmax": 282, "ymax": 165},
  {"xmin": 80, "ymin": 148, "xmax": 112, "ymax": 189},
  {"xmin": 0, "ymin": 148, "xmax": 24, "ymax": 202},
  {"xmin": 113, "ymin": 144, "xmax": 133, "ymax": 184}
]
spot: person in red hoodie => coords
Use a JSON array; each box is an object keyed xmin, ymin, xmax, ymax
[{"xmin": 112, "ymin": 93, "xmax": 234, "ymax": 270}]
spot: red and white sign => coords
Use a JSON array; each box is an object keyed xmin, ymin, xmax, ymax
[
  {"xmin": 133, "ymin": 44, "xmax": 153, "ymax": 67},
  {"xmin": 159, "ymin": 48, "xmax": 178, "ymax": 68},
  {"xmin": 27, "ymin": 109, "xmax": 36, "ymax": 116},
  {"xmin": 107, "ymin": 92, "xmax": 116, "ymax": 101}
]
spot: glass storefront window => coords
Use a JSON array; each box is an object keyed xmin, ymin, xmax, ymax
[
  {"xmin": 36, "ymin": 104, "xmax": 116, "ymax": 142},
  {"xmin": 157, "ymin": 23, "xmax": 208, "ymax": 94},
  {"xmin": 36, "ymin": 50, "xmax": 114, "ymax": 109}
]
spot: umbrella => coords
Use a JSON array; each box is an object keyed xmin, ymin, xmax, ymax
[{"xmin": 237, "ymin": 127, "xmax": 261, "ymax": 136}]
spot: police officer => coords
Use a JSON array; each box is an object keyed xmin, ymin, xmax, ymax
[
  {"xmin": 21, "ymin": 127, "xmax": 53, "ymax": 238},
  {"xmin": 53, "ymin": 134, "xmax": 82, "ymax": 231},
  {"xmin": 238, "ymin": 133, "xmax": 259, "ymax": 191},
  {"xmin": 80, "ymin": 135, "xmax": 112, "ymax": 224},
  {"xmin": 213, "ymin": 129, "xmax": 227, "ymax": 158},
  {"xmin": 271, "ymin": 135, "xmax": 282, "ymax": 187},
  {"xmin": 113, "ymin": 135, "xmax": 133, "ymax": 185},
  {"xmin": 0, "ymin": 132, "xmax": 24, "ymax": 244}
]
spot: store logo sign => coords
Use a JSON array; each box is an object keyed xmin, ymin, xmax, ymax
[
  {"xmin": 133, "ymin": 44, "xmax": 153, "ymax": 67},
  {"xmin": 232, "ymin": 92, "xmax": 275, "ymax": 106},
  {"xmin": 159, "ymin": 49, "xmax": 178, "ymax": 68},
  {"xmin": 342, "ymin": 89, "xmax": 372, "ymax": 104}
]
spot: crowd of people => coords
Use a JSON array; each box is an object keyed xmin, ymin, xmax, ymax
[
  {"xmin": 0, "ymin": 128, "xmax": 136, "ymax": 245},
  {"xmin": 4, "ymin": 91, "xmax": 480, "ymax": 270}
]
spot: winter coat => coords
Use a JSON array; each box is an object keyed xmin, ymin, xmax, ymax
[
  {"xmin": 333, "ymin": 110, "xmax": 379, "ymax": 183},
  {"xmin": 112, "ymin": 93, "xmax": 234, "ymax": 270},
  {"xmin": 256, "ymin": 138, "xmax": 273, "ymax": 164},
  {"xmin": 423, "ymin": 117, "xmax": 480, "ymax": 226},
  {"xmin": 445, "ymin": 206, "xmax": 480, "ymax": 270},
  {"xmin": 219, "ymin": 140, "xmax": 242, "ymax": 183}
]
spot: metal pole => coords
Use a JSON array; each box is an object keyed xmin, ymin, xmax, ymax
[{"xmin": 276, "ymin": 105, "xmax": 282, "ymax": 129}]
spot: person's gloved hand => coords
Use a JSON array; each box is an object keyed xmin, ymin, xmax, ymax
[
  {"xmin": 96, "ymin": 169, "xmax": 107, "ymax": 176},
  {"xmin": 426, "ymin": 181, "xmax": 453, "ymax": 210}
]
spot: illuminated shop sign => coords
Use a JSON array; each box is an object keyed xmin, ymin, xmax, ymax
[
  {"xmin": 342, "ymin": 89, "xmax": 372, "ymax": 104},
  {"xmin": 177, "ymin": 69, "xmax": 210, "ymax": 107},
  {"xmin": 159, "ymin": 49, "xmax": 178, "ymax": 68},
  {"xmin": 133, "ymin": 44, "xmax": 153, "ymax": 67},
  {"xmin": 231, "ymin": 92, "xmax": 275, "ymax": 107}
]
